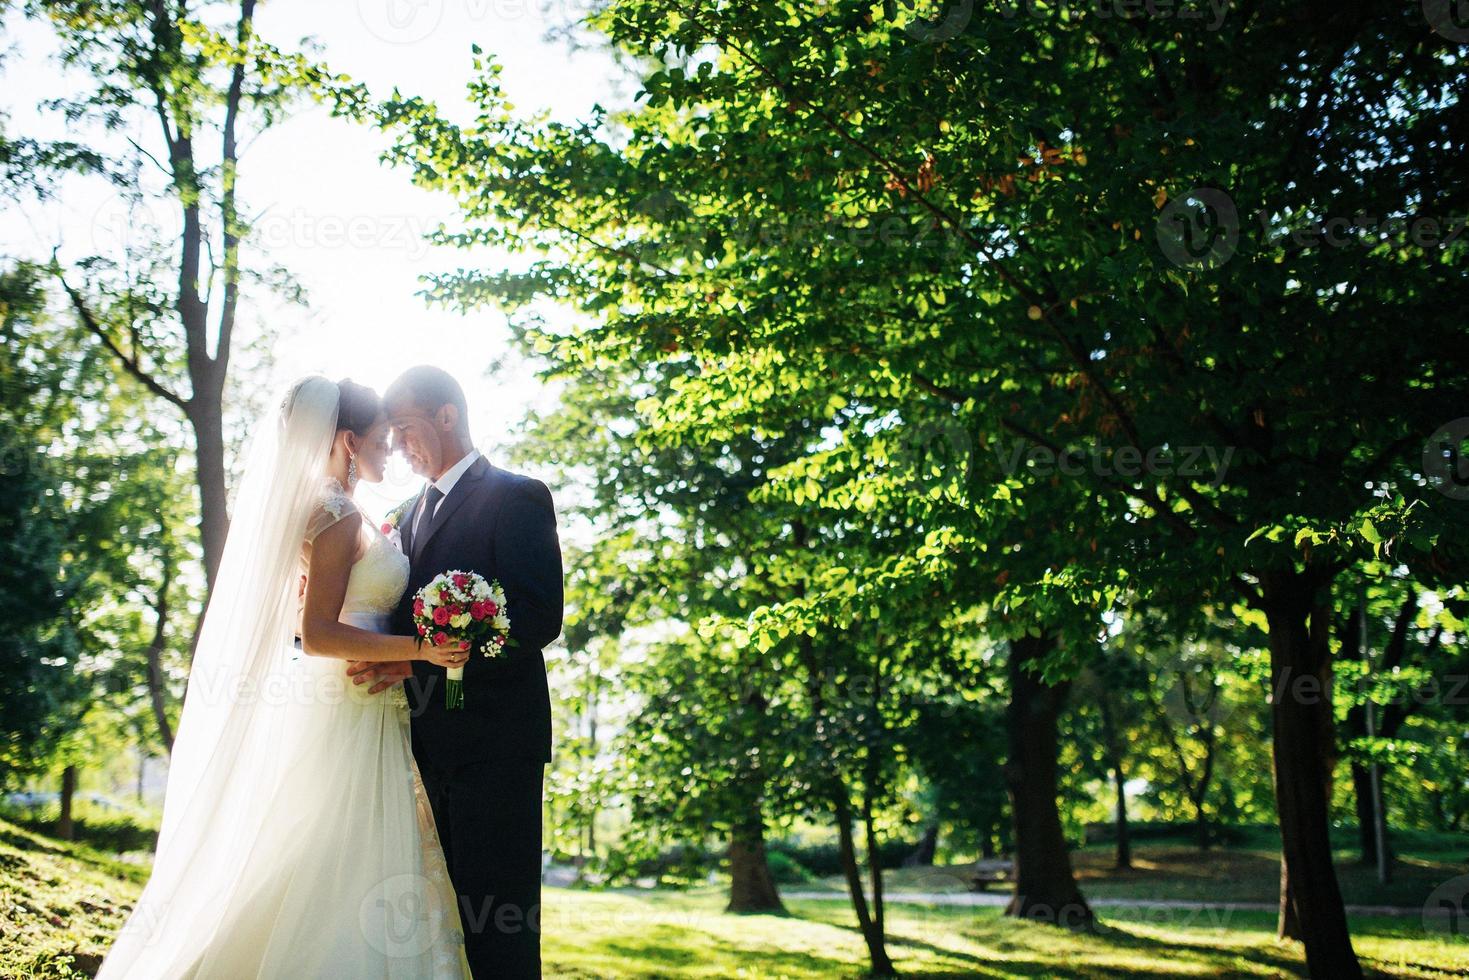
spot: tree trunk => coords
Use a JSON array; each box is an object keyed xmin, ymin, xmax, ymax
[
  {"xmin": 1350, "ymin": 761, "xmax": 1386, "ymax": 866},
  {"xmin": 788, "ymin": 553, "xmax": 894, "ymax": 975},
  {"xmin": 1259, "ymin": 566, "xmax": 1362, "ymax": 978},
  {"xmin": 834, "ymin": 792, "xmax": 896, "ymax": 977},
  {"xmin": 727, "ymin": 816, "xmax": 785, "ymax": 913},
  {"xmin": 1097, "ymin": 692, "xmax": 1131, "ymax": 869},
  {"xmin": 187, "ymin": 398, "xmax": 230, "ymax": 594},
  {"xmin": 147, "ymin": 560, "xmax": 175, "ymax": 751},
  {"xmin": 1193, "ymin": 733, "xmax": 1217, "ymax": 852},
  {"xmin": 1277, "ymin": 858, "xmax": 1300, "ymax": 940},
  {"xmin": 57, "ymin": 765, "xmax": 77, "ymax": 841},
  {"xmin": 903, "ymin": 824, "xmax": 939, "ymax": 867},
  {"xmin": 1113, "ymin": 761, "xmax": 1133, "ymax": 870},
  {"xmin": 862, "ymin": 780, "xmax": 886, "ymax": 948},
  {"xmin": 1004, "ymin": 632, "xmax": 1094, "ymax": 930}
]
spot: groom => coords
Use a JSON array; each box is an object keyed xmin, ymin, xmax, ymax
[{"xmin": 350, "ymin": 365, "xmax": 562, "ymax": 978}]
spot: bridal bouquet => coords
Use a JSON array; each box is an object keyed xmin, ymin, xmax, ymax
[{"xmin": 411, "ymin": 570, "xmax": 515, "ymax": 709}]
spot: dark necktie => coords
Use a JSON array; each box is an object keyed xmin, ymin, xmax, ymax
[{"xmin": 415, "ymin": 485, "xmax": 445, "ymax": 543}]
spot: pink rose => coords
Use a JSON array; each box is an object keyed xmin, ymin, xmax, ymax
[
  {"xmin": 452, "ymin": 573, "xmax": 469, "ymax": 589},
  {"xmin": 485, "ymin": 601, "xmax": 498, "ymax": 616},
  {"xmin": 470, "ymin": 602, "xmax": 487, "ymax": 621},
  {"xmin": 432, "ymin": 631, "xmax": 448, "ymax": 646},
  {"xmin": 449, "ymin": 604, "xmax": 462, "ymax": 618},
  {"xmin": 413, "ymin": 597, "xmax": 425, "ymax": 616},
  {"xmin": 432, "ymin": 606, "xmax": 450, "ymax": 626}
]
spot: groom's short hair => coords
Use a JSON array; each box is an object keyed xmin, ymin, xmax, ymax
[{"xmin": 386, "ymin": 366, "xmax": 469, "ymax": 429}]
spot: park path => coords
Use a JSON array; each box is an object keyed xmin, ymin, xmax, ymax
[{"xmin": 780, "ymin": 890, "xmax": 1432, "ymax": 919}]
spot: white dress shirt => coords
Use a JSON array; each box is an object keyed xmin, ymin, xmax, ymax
[{"xmin": 413, "ymin": 448, "xmax": 481, "ymax": 537}]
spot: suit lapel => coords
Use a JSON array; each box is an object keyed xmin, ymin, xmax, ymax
[
  {"xmin": 411, "ymin": 455, "xmax": 492, "ymax": 565},
  {"xmin": 399, "ymin": 488, "xmax": 425, "ymax": 560}
]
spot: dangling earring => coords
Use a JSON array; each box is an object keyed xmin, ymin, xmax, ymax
[{"xmin": 347, "ymin": 452, "xmax": 358, "ymax": 488}]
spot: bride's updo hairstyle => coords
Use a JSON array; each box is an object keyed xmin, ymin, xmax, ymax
[
  {"xmin": 334, "ymin": 378, "xmax": 382, "ymax": 436},
  {"xmin": 277, "ymin": 376, "xmax": 381, "ymax": 437}
]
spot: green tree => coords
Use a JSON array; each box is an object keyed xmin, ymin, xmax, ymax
[
  {"xmin": 0, "ymin": 263, "xmax": 91, "ymax": 784},
  {"xmin": 22, "ymin": 0, "xmax": 313, "ymax": 592},
  {"xmin": 356, "ymin": 2, "xmax": 1469, "ymax": 973}
]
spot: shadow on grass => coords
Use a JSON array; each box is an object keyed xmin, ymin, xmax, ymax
[
  {"xmin": 787, "ymin": 900, "xmax": 1316, "ymax": 979},
  {"xmin": 1093, "ymin": 919, "xmax": 1306, "ymax": 978},
  {"xmin": 1, "ymin": 811, "xmax": 158, "ymax": 856}
]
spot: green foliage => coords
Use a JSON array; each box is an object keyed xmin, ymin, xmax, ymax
[
  {"xmin": 0, "ymin": 264, "xmax": 94, "ymax": 781},
  {"xmin": 345, "ymin": 6, "xmax": 1469, "ymax": 960}
]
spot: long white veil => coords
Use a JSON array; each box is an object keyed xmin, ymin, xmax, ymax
[{"xmin": 99, "ymin": 375, "xmax": 341, "ymax": 975}]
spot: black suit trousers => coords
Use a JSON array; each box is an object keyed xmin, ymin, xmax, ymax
[{"xmin": 422, "ymin": 756, "xmax": 546, "ymax": 979}]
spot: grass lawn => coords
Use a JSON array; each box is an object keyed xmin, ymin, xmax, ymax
[
  {"xmin": 4, "ymin": 815, "xmax": 1467, "ymax": 978},
  {"xmin": 545, "ymin": 892, "xmax": 1469, "ymax": 978},
  {"xmin": 0, "ymin": 817, "xmax": 147, "ymax": 979}
]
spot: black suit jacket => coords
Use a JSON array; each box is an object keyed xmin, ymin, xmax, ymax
[{"xmin": 393, "ymin": 455, "xmax": 562, "ymax": 766}]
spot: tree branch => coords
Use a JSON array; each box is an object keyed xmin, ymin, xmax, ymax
[
  {"xmin": 215, "ymin": 0, "xmax": 258, "ymax": 376},
  {"xmin": 56, "ymin": 265, "xmax": 189, "ymax": 410}
]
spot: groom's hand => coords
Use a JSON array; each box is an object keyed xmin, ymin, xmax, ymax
[{"xmin": 347, "ymin": 660, "xmax": 414, "ymax": 695}]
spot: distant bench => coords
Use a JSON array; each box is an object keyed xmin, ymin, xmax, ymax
[{"xmin": 967, "ymin": 860, "xmax": 1012, "ymax": 892}]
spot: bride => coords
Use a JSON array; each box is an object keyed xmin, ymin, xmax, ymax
[{"xmin": 98, "ymin": 376, "xmax": 472, "ymax": 978}]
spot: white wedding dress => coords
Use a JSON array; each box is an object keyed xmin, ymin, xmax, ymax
[{"xmin": 98, "ymin": 477, "xmax": 470, "ymax": 979}]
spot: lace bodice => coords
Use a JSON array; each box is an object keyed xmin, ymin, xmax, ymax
[{"xmin": 303, "ymin": 478, "xmax": 410, "ymax": 618}]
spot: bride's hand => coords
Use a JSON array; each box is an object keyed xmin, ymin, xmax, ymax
[{"xmin": 420, "ymin": 639, "xmax": 472, "ymax": 669}]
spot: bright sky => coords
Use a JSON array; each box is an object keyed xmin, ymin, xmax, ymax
[{"xmin": 1, "ymin": 1, "xmax": 627, "ymax": 521}]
